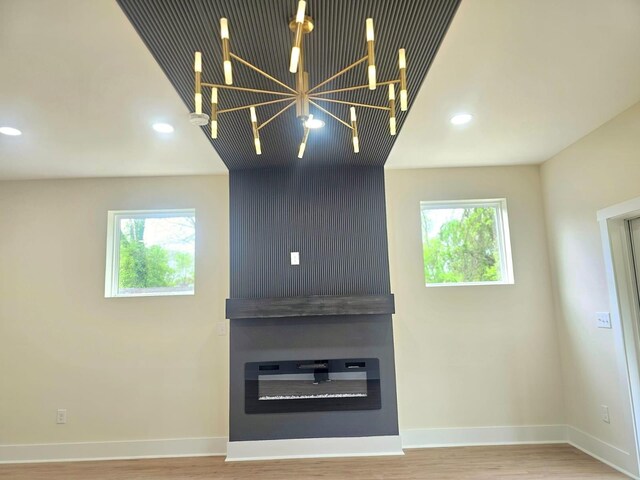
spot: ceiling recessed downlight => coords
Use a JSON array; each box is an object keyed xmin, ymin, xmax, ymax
[
  {"xmin": 0, "ymin": 127, "xmax": 22, "ymax": 136},
  {"xmin": 305, "ymin": 118, "xmax": 325, "ymax": 129},
  {"xmin": 450, "ymin": 113, "xmax": 473, "ymax": 125},
  {"xmin": 152, "ymin": 123, "xmax": 174, "ymax": 133}
]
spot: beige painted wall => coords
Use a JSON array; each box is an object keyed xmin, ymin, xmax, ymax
[
  {"xmin": 0, "ymin": 175, "xmax": 230, "ymax": 444},
  {"xmin": 385, "ymin": 166, "xmax": 565, "ymax": 429},
  {"xmin": 1, "ymin": 165, "xmax": 568, "ymax": 446},
  {"xmin": 540, "ymin": 101, "xmax": 640, "ymax": 455}
]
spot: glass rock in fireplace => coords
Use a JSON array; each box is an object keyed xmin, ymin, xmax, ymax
[{"xmin": 245, "ymin": 358, "xmax": 381, "ymax": 414}]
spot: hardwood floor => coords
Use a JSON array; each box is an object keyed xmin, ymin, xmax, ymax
[{"xmin": 0, "ymin": 444, "xmax": 629, "ymax": 480}]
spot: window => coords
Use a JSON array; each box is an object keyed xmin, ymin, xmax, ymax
[
  {"xmin": 105, "ymin": 209, "xmax": 196, "ymax": 297},
  {"xmin": 420, "ymin": 199, "xmax": 514, "ymax": 287}
]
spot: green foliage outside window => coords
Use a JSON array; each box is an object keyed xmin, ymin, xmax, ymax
[
  {"xmin": 118, "ymin": 217, "xmax": 195, "ymax": 293},
  {"xmin": 421, "ymin": 206, "xmax": 501, "ymax": 284}
]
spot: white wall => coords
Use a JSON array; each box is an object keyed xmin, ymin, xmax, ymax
[
  {"xmin": 541, "ymin": 101, "xmax": 640, "ymax": 468},
  {"xmin": 385, "ymin": 166, "xmax": 565, "ymax": 430},
  {"xmin": 0, "ymin": 175, "xmax": 230, "ymax": 444}
]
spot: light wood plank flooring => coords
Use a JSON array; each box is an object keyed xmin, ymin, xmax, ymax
[{"xmin": 0, "ymin": 444, "xmax": 629, "ymax": 479}]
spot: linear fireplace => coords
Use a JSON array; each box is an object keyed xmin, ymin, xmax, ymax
[{"xmin": 245, "ymin": 358, "xmax": 381, "ymax": 414}]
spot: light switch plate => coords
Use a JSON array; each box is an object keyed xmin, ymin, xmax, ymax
[
  {"xmin": 56, "ymin": 409, "xmax": 67, "ymax": 424},
  {"xmin": 597, "ymin": 312, "xmax": 612, "ymax": 329},
  {"xmin": 601, "ymin": 405, "xmax": 610, "ymax": 423},
  {"xmin": 290, "ymin": 252, "xmax": 300, "ymax": 265}
]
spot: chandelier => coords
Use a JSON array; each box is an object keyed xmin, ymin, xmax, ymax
[{"xmin": 189, "ymin": 1, "xmax": 408, "ymax": 158}]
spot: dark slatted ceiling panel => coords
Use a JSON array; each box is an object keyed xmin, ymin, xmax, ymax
[{"xmin": 117, "ymin": 0, "xmax": 461, "ymax": 170}]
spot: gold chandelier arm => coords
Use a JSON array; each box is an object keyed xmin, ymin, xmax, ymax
[
  {"xmin": 312, "ymin": 79, "xmax": 400, "ymax": 96},
  {"xmin": 258, "ymin": 101, "xmax": 296, "ymax": 131},
  {"xmin": 217, "ymin": 97, "xmax": 294, "ymax": 114},
  {"xmin": 229, "ymin": 53, "xmax": 297, "ymax": 94},
  {"xmin": 308, "ymin": 100, "xmax": 353, "ymax": 130},
  {"xmin": 307, "ymin": 56, "xmax": 368, "ymax": 94},
  {"xmin": 310, "ymin": 96, "xmax": 390, "ymax": 111},
  {"xmin": 201, "ymin": 83, "xmax": 295, "ymax": 97}
]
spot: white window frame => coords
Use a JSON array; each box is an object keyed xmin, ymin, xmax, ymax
[
  {"xmin": 105, "ymin": 208, "xmax": 196, "ymax": 298},
  {"xmin": 419, "ymin": 198, "xmax": 515, "ymax": 287}
]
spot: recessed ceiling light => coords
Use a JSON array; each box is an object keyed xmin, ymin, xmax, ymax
[
  {"xmin": 305, "ymin": 118, "xmax": 325, "ymax": 129},
  {"xmin": 152, "ymin": 123, "xmax": 174, "ymax": 134},
  {"xmin": 0, "ymin": 126, "xmax": 22, "ymax": 136},
  {"xmin": 450, "ymin": 113, "xmax": 473, "ymax": 125}
]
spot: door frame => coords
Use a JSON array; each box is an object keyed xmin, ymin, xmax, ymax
[{"xmin": 598, "ymin": 196, "xmax": 640, "ymax": 475}]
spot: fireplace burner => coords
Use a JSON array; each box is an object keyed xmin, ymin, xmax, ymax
[{"xmin": 245, "ymin": 358, "xmax": 381, "ymax": 414}]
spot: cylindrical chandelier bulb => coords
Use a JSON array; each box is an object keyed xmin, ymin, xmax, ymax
[
  {"xmin": 194, "ymin": 93, "xmax": 202, "ymax": 115},
  {"xmin": 398, "ymin": 48, "xmax": 406, "ymax": 69},
  {"xmin": 221, "ymin": 18, "xmax": 232, "ymax": 85},
  {"xmin": 211, "ymin": 91, "xmax": 218, "ymax": 138},
  {"xmin": 223, "ymin": 60, "xmax": 233, "ymax": 85},
  {"xmin": 350, "ymin": 108, "xmax": 359, "ymax": 153},
  {"xmin": 389, "ymin": 83, "xmax": 397, "ymax": 136},
  {"xmin": 295, "ymin": 1, "xmax": 306, "ymax": 24},
  {"xmin": 366, "ymin": 19, "xmax": 376, "ymax": 90},
  {"xmin": 368, "ymin": 65, "xmax": 376, "ymax": 90},
  {"xmin": 194, "ymin": 51, "xmax": 202, "ymax": 112},
  {"xmin": 290, "ymin": 2, "xmax": 305, "ymax": 74},
  {"xmin": 398, "ymin": 49, "xmax": 407, "ymax": 111},
  {"xmin": 250, "ymin": 106, "xmax": 260, "ymax": 154},
  {"xmin": 366, "ymin": 18, "xmax": 374, "ymax": 41},
  {"xmin": 298, "ymin": 114, "xmax": 311, "ymax": 158},
  {"xmin": 400, "ymin": 89, "xmax": 408, "ymax": 111},
  {"xmin": 220, "ymin": 18, "xmax": 229, "ymax": 39},
  {"xmin": 290, "ymin": 46, "xmax": 301, "ymax": 73}
]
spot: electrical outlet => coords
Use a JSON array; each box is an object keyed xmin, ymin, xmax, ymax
[
  {"xmin": 601, "ymin": 405, "xmax": 610, "ymax": 424},
  {"xmin": 56, "ymin": 409, "xmax": 67, "ymax": 424},
  {"xmin": 597, "ymin": 312, "xmax": 612, "ymax": 329},
  {"xmin": 290, "ymin": 251, "xmax": 300, "ymax": 265},
  {"xmin": 216, "ymin": 321, "xmax": 227, "ymax": 336}
]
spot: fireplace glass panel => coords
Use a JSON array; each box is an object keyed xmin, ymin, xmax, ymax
[
  {"xmin": 245, "ymin": 358, "xmax": 381, "ymax": 414},
  {"xmin": 258, "ymin": 370, "xmax": 368, "ymax": 401}
]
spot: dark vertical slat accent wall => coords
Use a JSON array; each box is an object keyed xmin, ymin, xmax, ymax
[
  {"xmin": 230, "ymin": 166, "xmax": 390, "ymax": 299},
  {"xmin": 228, "ymin": 165, "xmax": 399, "ymax": 442}
]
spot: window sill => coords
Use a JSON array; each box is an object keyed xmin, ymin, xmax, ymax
[
  {"xmin": 106, "ymin": 291, "xmax": 195, "ymax": 299},
  {"xmin": 425, "ymin": 281, "xmax": 514, "ymax": 288}
]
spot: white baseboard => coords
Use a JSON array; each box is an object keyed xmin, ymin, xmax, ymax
[
  {"xmin": 226, "ymin": 435, "xmax": 404, "ymax": 461},
  {"xmin": 401, "ymin": 425, "xmax": 567, "ymax": 448},
  {"xmin": 0, "ymin": 437, "xmax": 227, "ymax": 464},
  {"xmin": 566, "ymin": 426, "xmax": 639, "ymax": 479},
  {"xmin": 2, "ymin": 424, "xmax": 638, "ymax": 479}
]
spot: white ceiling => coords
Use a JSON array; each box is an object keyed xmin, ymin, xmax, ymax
[
  {"xmin": 387, "ymin": 0, "xmax": 640, "ymax": 169},
  {"xmin": 1, "ymin": 0, "xmax": 639, "ymax": 179},
  {"xmin": 0, "ymin": 0, "xmax": 226, "ymax": 180}
]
